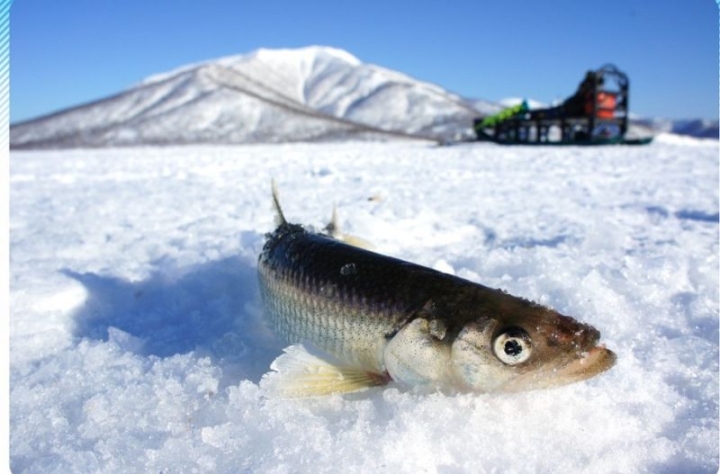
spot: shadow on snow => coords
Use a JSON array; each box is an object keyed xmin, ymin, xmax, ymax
[{"xmin": 62, "ymin": 253, "xmax": 284, "ymax": 385}]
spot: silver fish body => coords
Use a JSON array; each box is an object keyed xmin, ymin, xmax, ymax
[{"xmin": 258, "ymin": 213, "xmax": 616, "ymax": 396}]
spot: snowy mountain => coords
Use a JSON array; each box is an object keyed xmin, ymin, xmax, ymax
[
  {"xmin": 634, "ymin": 117, "xmax": 719, "ymax": 139},
  {"xmin": 10, "ymin": 46, "xmax": 717, "ymax": 149},
  {"xmin": 10, "ymin": 46, "xmax": 482, "ymax": 148}
]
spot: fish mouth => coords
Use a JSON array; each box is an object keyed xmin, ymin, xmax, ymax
[
  {"xmin": 556, "ymin": 345, "xmax": 617, "ymax": 384},
  {"xmin": 504, "ymin": 344, "xmax": 617, "ymax": 392},
  {"xmin": 537, "ymin": 323, "xmax": 617, "ymax": 389}
]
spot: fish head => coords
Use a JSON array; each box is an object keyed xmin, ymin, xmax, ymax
[{"xmin": 449, "ymin": 296, "xmax": 616, "ymax": 393}]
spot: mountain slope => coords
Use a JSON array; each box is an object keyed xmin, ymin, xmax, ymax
[
  {"xmin": 10, "ymin": 47, "xmax": 482, "ymax": 148},
  {"xmin": 634, "ymin": 117, "xmax": 719, "ymax": 139}
]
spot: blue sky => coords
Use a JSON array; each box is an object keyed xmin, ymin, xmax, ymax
[{"xmin": 10, "ymin": 0, "xmax": 718, "ymax": 123}]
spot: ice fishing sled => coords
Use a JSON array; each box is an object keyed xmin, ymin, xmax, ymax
[{"xmin": 473, "ymin": 64, "xmax": 652, "ymax": 146}]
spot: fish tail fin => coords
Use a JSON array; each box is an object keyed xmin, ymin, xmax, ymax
[
  {"xmin": 271, "ymin": 178, "xmax": 287, "ymax": 226},
  {"xmin": 261, "ymin": 344, "xmax": 389, "ymax": 398}
]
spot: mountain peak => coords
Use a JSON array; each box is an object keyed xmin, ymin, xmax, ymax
[{"xmin": 248, "ymin": 45, "xmax": 362, "ymax": 67}]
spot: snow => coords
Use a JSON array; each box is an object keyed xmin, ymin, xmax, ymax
[{"xmin": 10, "ymin": 139, "xmax": 719, "ymax": 473}]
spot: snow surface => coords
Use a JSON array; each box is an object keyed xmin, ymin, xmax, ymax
[{"xmin": 10, "ymin": 138, "xmax": 719, "ymax": 473}]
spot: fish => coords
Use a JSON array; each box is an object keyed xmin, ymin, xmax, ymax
[{"xmin": 257, "ymin": 184, "xmax": 616, "ymax": 397}]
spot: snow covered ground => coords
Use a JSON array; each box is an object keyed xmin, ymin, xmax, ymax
[{"xmin": 10, "ymin": 135, "xmax": 719, "ymax": 473}]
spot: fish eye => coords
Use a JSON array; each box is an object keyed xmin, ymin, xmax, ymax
[{"xmin": 493, "ymin": 327, "xmax": 532, "ymax": 365}]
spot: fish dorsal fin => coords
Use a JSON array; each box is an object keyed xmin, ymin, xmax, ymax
[
  {"xmin": 270, "ymin": 179, "xmax": 287, "ymax": 226},
  {"xmin": 261, "ymin": 345, "xmax": 389, "ymax": 398}
]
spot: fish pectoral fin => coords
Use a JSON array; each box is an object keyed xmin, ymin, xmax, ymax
[{"xmin": 261, "ymin": 344, "xmax": 387, "ymax": 398}]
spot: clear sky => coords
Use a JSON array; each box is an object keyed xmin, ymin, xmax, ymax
[{"xmin": 10, "ymin": 0, "xmax": 718, "ymax": 123}]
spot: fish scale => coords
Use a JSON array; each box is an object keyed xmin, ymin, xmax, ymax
[{"xmin": 258, "ymin": 226, "xmax": 417, "ymax": 373}]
